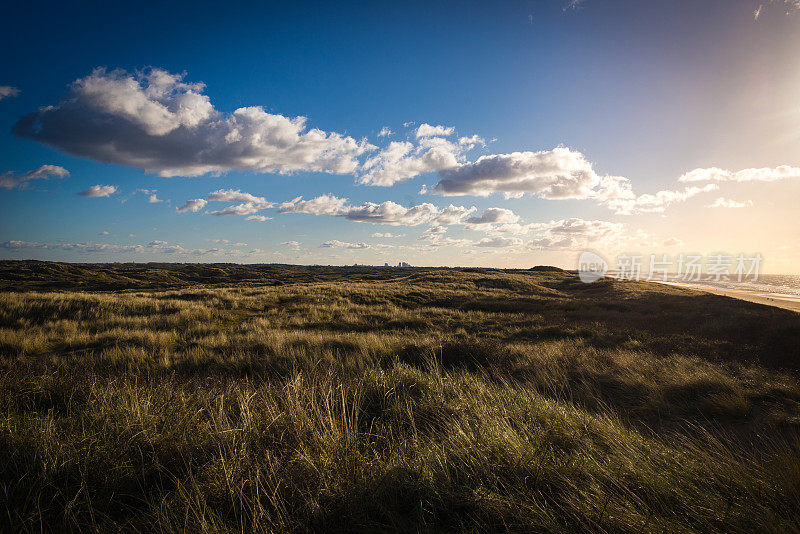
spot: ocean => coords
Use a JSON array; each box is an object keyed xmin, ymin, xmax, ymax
[{"xmin": 653, "ymin": 274, "xmax": 800, "ymax": 297}]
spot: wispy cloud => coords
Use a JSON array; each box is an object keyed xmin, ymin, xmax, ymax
[
  {"xmin": 679, "ymin": 165, "xmax": 800, "ymax": 183},
  {"xmin": 415, "ymin": 123, "xmax": 455, "ymax": 138},
  {"xmin": 707, "ymin": 197, "xmax": 753, "ymax": 208},
  {"xmin": 77, "ymin": 184, "xmax": 117, "ymax": 197},
  {"xmin": 320, "ymin": 240, "xmax": 371, "ymax": 249},
  {"xmin": 175, "ymin": 198, "xmax": 207, "ymax": 213},
  {"xmin": 0, "ymin": 86, "xmax": 20, "ymax": 101},
  {"xmin": 0, "ymin": 165, "xmax": 69, "ymax": 190},
  {"xmin": 136, "ymin": 189, "xmax": 162, "ymax": 203},
  {"xmin": 0, "ymin": 238, "xmax": 231, "ymax": 256}
]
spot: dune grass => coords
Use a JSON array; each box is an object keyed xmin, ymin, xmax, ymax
[{"xmin": 0, "ymin": 262, "xmax": 799, "ymax": 532}]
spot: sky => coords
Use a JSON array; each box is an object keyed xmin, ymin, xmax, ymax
[{"xmin": 2, "ymin": 0, "xmax": 800, "ymax": 272}]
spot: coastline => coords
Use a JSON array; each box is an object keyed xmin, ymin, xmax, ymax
[{"xmin": 655, "ymin": 281, "xmax": 800, "ymax": 313}]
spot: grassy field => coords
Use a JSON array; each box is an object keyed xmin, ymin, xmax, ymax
[{"xmin": 1, "ymin": 261, "xmax": 799, "ymax": 532}]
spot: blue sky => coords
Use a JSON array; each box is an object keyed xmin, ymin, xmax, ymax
[{"xmin": 2, "ymin": 0, "xmax": 800, "ymax": 271}]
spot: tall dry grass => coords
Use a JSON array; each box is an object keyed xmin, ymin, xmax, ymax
[{"xmin": 0, "ymin": 265, "xmax": 799, "ymax": 532}]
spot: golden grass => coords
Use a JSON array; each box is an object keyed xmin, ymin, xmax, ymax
[{"xmin": 0, "ymin": 264, "xmax": 799, "ymax": 532}]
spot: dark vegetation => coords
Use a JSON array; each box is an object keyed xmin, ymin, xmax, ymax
[{"xmin": 0, "ymin": 261, "xmax": 799, "ymax": 532}]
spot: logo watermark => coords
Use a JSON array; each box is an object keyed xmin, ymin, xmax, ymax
[
  {"xmin": 577, "ymin": 251, "xmax": 609, "ymax": 283},
  {"xmin": 577, "ymin": 252, "xmax": 763, "ymax": 283}
]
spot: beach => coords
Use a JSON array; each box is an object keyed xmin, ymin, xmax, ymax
[{"xmin": 657, "ymin": 281, "xmax": 800, "ymax": 313}]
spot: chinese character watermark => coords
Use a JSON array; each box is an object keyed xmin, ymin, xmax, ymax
[{"xmin": 577, "ymin": 252, "xmax": 763, "ymax": 283}]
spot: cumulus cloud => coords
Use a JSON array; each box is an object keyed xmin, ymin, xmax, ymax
[
  {"xmin": 0, "ymin": 238, "xmax": 228, "ymax": 256},
  {"xmin": 176, "ymin": 189, "xmax": 274, "ymax": 216},
  {"xmin": 320, "ymin": 240, "xmax": 371, "ymax": 249},
  {"xmin": 429, "ymin": 147, "xmax": 715, "ymax": 214},
  {"xmin": 678, "ymin": 165, "xmax": 800, "ymax": 183},
  {"xmin": 343, "ymin": 201, "xmax": 442, "ymax": 225},
  {"xmin": 245, "ymin": 215, "xmax": 272, "ymax": 222},
  {"xmin": 78, "ymin": 184, "xmax": 117, "ymax": 197},
  {"xmin": 277, "ymin": 194, "xmax": 348, "ymax": 216},
  {"xmin": 0, "ymin": 165, "xmax": 69, "ymax": 190},
  {"xmin": 136, "ymin": 188, "xmax": 162, "ymax": 203},
  {"xmin": 0, "ymin": 86, "xmax": 20, "ymax": 101},
  {"xmin": 14, "ymin": 67, "xmax": 374, "ymax": 178},
  {"xmin": 527, "ymin": 218, "xmax": 624, "ymax": 250},
  {"xmin": 476, "ymin": 236, "xmax": 523, "ymax": 248},
  {"xmin": 175, "ymin": 198, "xmax": 207, "ymax": 213},
  {"xmin": 707, "ymin": 197, "xmax": 753, "ymax": 208},
  {"xmin": 372, "ymin": 232, "xmax": 403, "ymax": 238},
  {"xmin": 605, "ymin": 184, "xmax": 718, "ymax": 214},
  {"xmin": 458, "ymin": 135, "xmax": 486, "ymax": 148},
  {"xmin": 378, "ymin": 126, "xmax": 392, "ymax": 137},
  {"xmin": 417, "ymin": 234, "xmax": 473, "ymax": 248},
  {"xmin": 422, "ymin": 226, "xmax": 447, "ymax": 235},
  {"xmin": 359, "ymin": 137, "xmax": 462, "ymax": 186},
  {"xmin": 464, "ymin": 207, "xmax": 520, "ymax": 225},
  {"xmin": 277, "ymin": 193, "xmax": 477, "ymax": 227},
  {"xmin": 433, "ymin": 147, "xmax": 602, "ymax": 199},
  {"xmin": 415, "ymin": 123, "xmax": 455, "ymax": 138},
  {"xmin": 663, "ymin": 237, "xmax": 684, "ymax": 247}
]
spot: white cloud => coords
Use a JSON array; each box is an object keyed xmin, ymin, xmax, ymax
[
  {"xmin": 754, "ymin": 1, "xmax": 800, "ymax": 20},
  {"xmin": 209, "ymin": 203, "xmax": 264, "ymax": 216},
  {"xmin": 417, "ymin": 234, "xmax": 473, "ymax": 248},
  {"xmin": 320, "ymin": 240, "xmax": 371, "ymax": 249},
  {"xmin": 433, "ymin": 147, "xmax": 601, "ymax": 199},
  {"xmin": 372, "ymin": 232, "xmax": 403, "ymax": 238},
  {"xmin": 606, "ymin": 184, "xmax": 718, "ymax": 214},
  {"xmin": 464, "ymin": 207, "xmax": 520, "ymax": 225},
  {"xmin": 564, "ymin": 0, "xmax": 584, "ymax": 10},
  {"xmin": 175, "ymin": 198, "xmax": 207, "ymax": 213},
  {"xmin": 78, "ymin": 184, "xmax": 117, "ymax": 197},
  {"xmin": 14, "ymin": 67, "xmax": 374, "ymax": 178},
  {"xmin": 422, "ymin": 226, "xmax": 447, "ymax": 235},
  {"xmin": 378, "ymin": 126, "xmax": 392, "ymax": 137},
  {"xmin": 678, "ymin": 165, "xmax": 800, "ymax": 183},
  {"xmin": 663, "ymin": 237, "xmax": 683, "ymax": 247},
  {"xmin": 458, "ymin": 135, "xmax": 486, "ymax": 148},
  {"xmin": 136, "ymin": 188, "xmax": 162, "ymax": 203},
  {"xmin": 415, "ymin": 123, "xmax": 455, "ymax": 138},
  {"xmin": 707, "ymin": 197, "xmax": 753, "ymax": 208},
  {"xmin": 359, "ymin": 137, "xmax": 462, "ymax": 186},
  {"xmin": 476, "ymin": 236, "xmax": 523, "ymax": 248},
  {"xmin": 278, "ymin": 194, "xmax": 476, "ymax": 226},
  {"xmin": 0, "ymin": 86, "xmax": 20, "ymax": 101},
  {"xmin": 245, "ymin": 215, "xmax": 272, "ymax": 222},
  {"xmin": 0, "ymin": 165, "xmax": 69, "ymax": 190},
  {"xmin": 177, "ymin": 188, "xmax": 274, "ymax": 216},
  {"xmin": 98, "ymin": 231, "xmax": 110, "ymax": 236},
  {"xmin": 0, "ymin": 238, "xmax": 230, "ymax": 256},
  {"xmin": 343, "ymin": 201, "xmax": 442, "ymax": 225},
  {"xmin": 281, "ymin": 241, "xmax": 301, "ymax": 248},
  {"xmin": 527, "ymin": 218, "xmax": 624, "ymax": 250},
  {"xmin": 206, "ymin": 188, "xmax": 272, "ymax": 205},
  {"xmin": 277, "ymin": 194, "xmax": 348, "ymax": 216}
]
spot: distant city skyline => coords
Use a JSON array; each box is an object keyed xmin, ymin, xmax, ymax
[{"xmin": 2, "ymin": 0, "xmax": 800, "ymax": 272}]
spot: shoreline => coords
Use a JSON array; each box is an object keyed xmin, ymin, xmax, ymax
[{"xmin": 655, "ymin": 281, "xmax": 800, "ymax": 313}]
